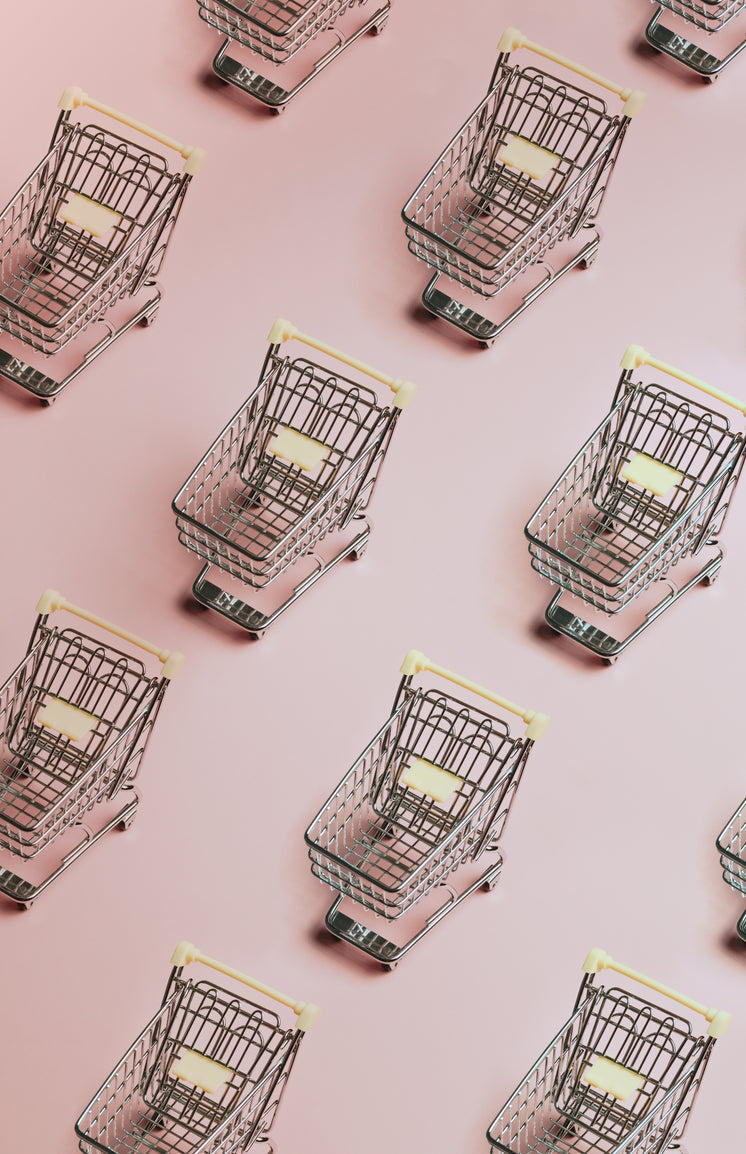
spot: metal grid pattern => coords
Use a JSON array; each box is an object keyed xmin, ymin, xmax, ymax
[
  {"xmin": 0, "ymin": 119, "xmax": 186, "ymax": 353},
  {"xmin": 488, "ymin": 986, "xmax": 709, "ymax": 1154},
  {"xmin": 174, "ymin": 354, "xmax": 397, "ymax": 589},
  {"xmin": 403, "ymin": 65, "xmax": 625, "ymax": 298},
  {"xmin": 525, "ymin": 383, "xmax": 744, "ymax": 614},
  {"xmin": 656, "ymin": 0, "xmax": 745, "ymax": 31},
  {"xmin": 717, "ymin": 797, "xmax": 746, "ymax": 895},
  {"xmin": 196, "ymin": 0, "xmax": 372, "ymax": 63},
  {"xmin": 76, "ymin": 977, "xmax": 300, "ymax": 1154},
  {"xmin": 305, "ymin": 684, "xmax": 526, "ymax": 919},
  {"xmin": 0, "ymin": 626, "xmax": 160, "ymax": 858}
]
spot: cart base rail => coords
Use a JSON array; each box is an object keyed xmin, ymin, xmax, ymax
[
  {"xmin": 544, "ymin": 550, "xmax": 722, "ymax": 661},
  {"xmin": 209, "ymin": 5, "xmax": 390, "ymax": 110},
  {"xmin": 191, "ymin": 523, "xmax": 370, "ymax": 636},
  {"xmin": 421, "ymin": 231, "xmax": 599, "ymax": 347},
  {"xmin": 0, "ymin": 789, "xmax": 137, "ymax": 910},
  {"xmin": 646, "ymin": 6, "xmax": 746, "ymax": 76},
  {"xmin": 0, "ymin": 285, "xmax": 160, "ymax": 402},
  {"xmin": 323, "ymin": 851, "xmax": 503, "ymax": 968}
]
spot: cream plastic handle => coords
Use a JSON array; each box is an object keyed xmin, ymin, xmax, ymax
[
  {"xmin": 400, "ymin": 650, "xmax": 549, "ymax": 739},
  {"xmin": 621, "ymin": 344, "xmax": 746, "ymax": 418},
  {"xmin": 583, "ymin": 949, "xmax": 731, "ymax": 1038},
  {"xmin": 267, "ymin": 318, "xmax": 416, "ymax": 409},
  {"xmin": 35, "ymin": 590, "xmax": 185, "ymax": 680},
  {"xmin": 58, "ymin": 87, "xmax": 207, "ymax": 175},
  {"xmin": 496, "ymin": 28, "xmax": 646, "ymax": 117},
  {"xmin": 170, "ymin": 942, "xmax": 320, "ymax": 1031}
]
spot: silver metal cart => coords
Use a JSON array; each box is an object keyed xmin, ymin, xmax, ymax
[
  {"xmin": 525, "ymin": 345, "xmax": 746, "ymax": 662},
  {"xmin": 0, "ymin": 590, "xmax": 183, "ymax": 909},
  {"xmin": 76, "ymin": 941, "xmax": 319, "ymax": 1154},
  {"xmin": 487, "ymin": 949, "xmax": 730, "ymax": 1154},
  {"xmin": 305, "ymin": 649, "xmax": 549, "ymax": 968},
  {"xmin": 0, "ymin": 88, "xmax": 205, "ymax": 403},
  {"xmin": 717, "ymin": 798, "xmax": 746, "ymax": 940},
  {"xmin": 645, "ymin": 0, "xmax": 746, "ymax": 80},
  {"xmin": 173, "ymin": 319, "xmax": 415, "ymax": 637},
  {"xmin": 196, "ymin": 0, "xmax": 389, "ymax": 111},
  {"xmin": 402, "ymin": 28, "xmax": 645, "ymax": 346}
]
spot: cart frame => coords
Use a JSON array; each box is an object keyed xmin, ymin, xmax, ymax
[
  {"xmin": 645, "ymin": 0, "xmax": 746, "ymax": 79},
  {"xmin": 716, "ymin": 797, "xmax": 746, "ymax": 941},
  {"xmin": 0, "ymin": 589, "xmax": 183, "ymax": 909},
  {"xmin": 305, "ymin": 649, "xmax": 548, "ymax": 968},
  {"xmin": 402, "ymin": 27, "xmax": 644, "ymax": 346},
  {"xmin": 196, "ymin": 0, "xmax": 389, "ymax": 111},
  {"xmin": 173, "ymin": 318, "xmax": 415, "ymax": 636},
  {"xmin": 487, "ymin": 949, "xmax": 730, "ymax": 1154},
  {"xmin": 525, "ymin": 345, "xmax": 746, "ymax": 662},
  {"xmin": 76, "ymin": 941, "xmax": 319, "ymax": 1154},
  {"xmin": 0, "ymin": 87, "xmax": 204, "ymax": 402}
]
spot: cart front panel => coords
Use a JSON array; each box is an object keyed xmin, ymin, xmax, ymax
[
  {"xmin": 403, "ymin": 66, "xmax": 623, "ymax": 298},
  {"xmin": 306, "ymin": 685, "xmax": 525, "ymax": 918},
  {"xmin": 656, "ymin": 0, "xmax": 745, "ymax": 31},
  {"xmin": 717, "ymin": 797, "xmax": 746, "ymax": 895},
  {"xmin": 174, "ymin": 353, "xmax": 395, "ymax": 588},
  {"xmin": 0, "ymin": 121, "xmax": 186, "ymax": 352},
  {"xmin": 197, "ymin": 0, "xmax": 372, "ymax": 63}
]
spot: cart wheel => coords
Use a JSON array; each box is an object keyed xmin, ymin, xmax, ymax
[
  {"xmin": 140, "ymin": 311, "xmax": 159, "ymax": 327},
  {"xmin": 17, "ymin": 900, "xmax": 34, "ymax": 911},
  {"xmin": 602, "ymin": 655, "xmax": 618, "ymax": 666},
  {"xmin": 703, "ymin": 568, "xmax": 721, "ymax": 586},
  {"xmin": 350, "ymin": 542, "xmax": 368, "ymax": 561},
  {"xmin": 482, "ymin": 876, "xmax": 499, "ymax": 892},
  {"xmin": 480, "ymin": 340, "xmax": 496, "ymax": 350},
  {"xmin": 371, "ymin": 16, "xmax": 388, "ymax": 33},
  {"xmin": 271, "ymin": 105, "xmax": 287, "ymax": 116},
  {"xmin": 704, "ymin": 74, "xmax": 718, "ymax": 84},
  {"xmin": 40, "ymin": 397, "xmax": 56, "ymax": 407},
  {"xmin": 249, "ymin": 630, "xmax": 267, "ymax": 640},
  {"xmin": 579, "ymin": 252, "xmax": 598, "ymax": 269},
  {"xmin": 118, "ymin": 814, "xmax": 137, "ymax": 831},
  {"xmin": 382, "ymin": 961, "xmax": 398, "ymax": 972}
]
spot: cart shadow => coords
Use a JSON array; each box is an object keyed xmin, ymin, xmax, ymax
[
  {"xmin": 719, "ymin": 929, "xmax": 746, "ymax": 958},
  {"xmin": 528, "ymin": 618, "xmax": 610, "ymax": 672},
  {"xmin": 307, "ymin": 924, "xmax": 393, "ymax": 976},
  {"xmin": 627, "ymin": 33, "xmax": 708, "ymax": 86},
  {"xmin": 197, "ymin": 70, "xmax": 279, "ymax": 120},
  {"xmin": 405, "ymin": 302, "xmax": 490, "ymax": 355},
  {"xmin": 175, "ymin": 592, "xmax": 258, "ymax": 644}
]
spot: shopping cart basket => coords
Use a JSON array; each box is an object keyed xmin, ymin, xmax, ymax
[
  {"xmin": 716, "ymin": 797, "xmax": 746, "ymax": 941},
  {"xmin": 0, "ymin": 87, "xmax": 205, "ymax": 403},
  {"xmin": 487, "ymin": 948, "xmax": 731, "ymax": 1154},
  {"xmin": 305, "ymin": 649, "xmax": 549, "ymax": 968},
  {"xmin": 0, "ymin": 589, "xmax": 183, "ymax": 909},
  {"xmin": 525, "ymin": 345, "xmax": 746, "ymax": 662},
  {"xmin": 76, "ymin": 941, "xmax": 319, "ymax": 1154},
  {"xmin": 173, "ymin": 318, "xmax": 415, "ymax": 637},
  {"xmin": 645, "ymin": 0, "xmax": 746, "ymax": 80},
  {"xmin": 402, "ymin": 28, "xmax": 645, "ymax": 346},
  {"xmin": 196, "ymin": 0, "xmax": 390, "ymax": 111}
]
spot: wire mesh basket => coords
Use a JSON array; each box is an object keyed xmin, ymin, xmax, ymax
[
  {"xmin": 305, "ymin": 649, "xmax": 549, "ymax": 968},
  {"xmin": 195, "ymin": 0, "xmax": 390, "ymax": 110},
  {"xmin": 0, "ymin": 590, "xmax": 183, "ymax": 909},
  {"xmin": 717, "ymin": 797, "xmax": 746, "ymax": 940},
  {"xmin": 525, "ymin": 344, "xmax": 746, "ymax": 662},
  {"xmin": 173, "ymin": 318, "xmax": 415, "ymax": 636},
  {"xmin": 487, "ymin": 949, "xmax": 731, "ymax": 1154},
  {"xmin": 402, "ymin": 27, "xmax": 645, "ymax": 345},
  {"xmin": 0, "ymin": 87, "xmax": 205, "ymax": 402},
  {"xmin": 645, "ymin": 0, "xmax": 746, "ymax": 79},
  {"xmin": 76, "ymin": 941, "xmax": 319, "ymax": 1154}
]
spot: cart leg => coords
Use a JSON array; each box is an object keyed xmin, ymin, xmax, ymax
[
  {"xmin": 191, "ymin": 526, "xmax": 371, "ymax": 636},
  {"xmin": 737, "ymin": 911, "xmax": 746, "ymax": 942},
  {"xmin": 644, "ymin": 7, "xmax": 744, "ymax": 79},
  {"xmin": 211, "ymin": 5, "xmax": 391, "ymax": 110}
]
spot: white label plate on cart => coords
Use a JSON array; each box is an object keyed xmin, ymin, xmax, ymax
[
  {"xmin": 401, "ymin": 759, "xmax": 464, "ymax": 803},
  {"xmin": 498, "ymin": 136, "xmax": 560, "ymax": 180},
  {"xmin": 171, "ymin": 1049, "xmax": 233, "ymax": 1094},
  {"xmin": 58, "ymin": 194, "xmax": 122, "ymax": 238},
  {"xmin": 36, "ymin": 697, "xmax": 98, "ymax": 742},
  {"xmin": 620, "ymin": 452, "xmax": 682, "ymax": 498},
  {"xmin": 583, "ymin": 1056, "xmax": 644, "ymax": 1101},
  {"xmin": 268, "ymin": 427, "xmax": 330, "ymax": 471}
]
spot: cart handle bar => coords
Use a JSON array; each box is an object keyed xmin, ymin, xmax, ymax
[
  {"xmin": 267, "ymin": 319, "xmax": 416, "ymax": 409},
  {"xmin": 170, "ymin": 942, "xmax": 320, "ymax": 1031},
  {"xmin": 58, "ymin": 88, "xmax": 207, "ymax": 175},
  {"xmin": 621, "ymin": 345, "xmax": 746, "ymax": 418},
  {"xmin": 35, "ymin": 590, "xmax": 185, "ymax": 680},
  {"xmin": 583, "ymin": 949, "xmax": 731, "ymax": 1038},
  {"xmin": 400, "ymin": 650, "xmax": 549, "ymax": 739},
  {"xmin": 497, "ymin": 28, "xmax": 646, "ymax": 118}
]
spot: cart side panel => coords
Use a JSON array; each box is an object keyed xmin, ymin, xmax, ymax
[
  {"xmin": 717, "ymin": 797, "xmax": 746, "ymax": 894},
  {"xmin": 656, "ymin": 0, "xmax": 746, "ymax": 31},
  {"xmin": 197, "ymin": 0, "xmax": 368, "ymax": 63}
]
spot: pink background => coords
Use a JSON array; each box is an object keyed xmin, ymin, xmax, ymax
[{"xmin": 1, "ymin": 1, "xmax": 745, "ymax": 1150}]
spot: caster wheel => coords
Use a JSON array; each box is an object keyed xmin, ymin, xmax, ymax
[
  {"xmin": 580, "ymin": 252, "xmax": 598, "ymax": 269},
  {"xmin": 140, "ymin": 311, "xmax": 158, "ymax": 327},
  {"xmin": 704, "ymin": 74, "xmax": 718, "ymax": 84},
  {"xmin": 118, "ymin": 815, "xmax": 136, "ymax": 831},
  {"xmin": 382, "ymin": 961, "xmax": 398, "ymax": 972},
  {"xmin": 271, "ymin": 105, "xmax": 287, "ymax": 116},
  {"xmin": 602, "ymin": 656, "xmax": 618, "ymax": 666},
  {"xmin": 480, "ymin": 340, "xmax": 496, "ymax": 349},
  {"xmin": 371, "ymin": 18, "xmax": 388, "ymax": 34},
  {"xmin": 350, "ymin": 544, "xmax": 368, "ymax": 561},
  {"xmin": 482, "ymin": 878, "xmax": 499, "ymax": 892},
  {"xmin": 249, "ymin": 630, "xmax": 267, "ymax": 640},
  {"xmin": 40, "ymin": 397, "xmax": 56, "ymax": 407},
  {"xmin": 17, "ymin": 900, "xmax": 34, "ymax": 911},
  {"xmin": 703, "ymin": 568, "xmax": 721, "ymax": 586}
]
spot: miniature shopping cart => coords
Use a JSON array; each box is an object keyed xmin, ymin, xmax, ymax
[
  {"xmin": 402, "ymin": 28, "xmax": 645, "ymax": 346},
  {"xmin": 305, "ymin": 650, "xmax": 548, "ymax": 968},
  {"xmin": 0, "ymin": 590, "xmax": 183, "ymax": 909},
  {"xmin": 645, "ymin": 0, "xmax": 746, "ymax": 80},
  {"xmin": 196, "ymin": 0, "xmax": 389, "ymax": 111},
  {"xmin": 76, "ymin": 941, "xmax": 319, "ymax": 1154},
  {"xmin": 525, "ymin": 345, "xmax": 746, "ymax": 662},
  {"xmin": 0, "ymin": 88, "xmax": 205, "ymax": 403},
  {"xmin": 173, "ymin": 318, "xmax": 415, "ymax": 637},
  {"xmin": 487, "ymin": 949, "xmax": 730, "ymax": 1154},
  {"xmin": 717, "ymin": 797, "xmax": 746, "ymax": 941}
]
